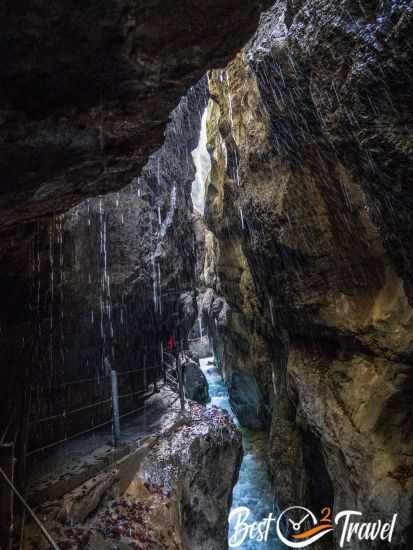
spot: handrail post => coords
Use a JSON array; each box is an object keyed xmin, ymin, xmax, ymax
[
  {"xmin": 176, "ymin": 355, "xmax": 185, "ymax": 412},
  {"xmin": 143, "ymin": 354, "xmax": 147, "ymax": 390},
  {"xmin": 161, "ymin": 342, "xmax": 166, "ymax": 385},
  {"xmin": 111, "ymin": 370, "xmax": 121, "ymax": 447}
]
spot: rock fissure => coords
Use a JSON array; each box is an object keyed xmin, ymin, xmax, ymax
[{"xmin": 1, "ymin": 2, "xmax": 412, "ymax": 550}]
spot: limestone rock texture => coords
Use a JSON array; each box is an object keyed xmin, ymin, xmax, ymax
[
  {"xmin": 0, "ymin": 0, "xmax": 275, "ymax": 459},
  {"xmin": 198, "ymin": 177, "xmax": 272, "ymax": 429},
  {"xmin": 142, "ymin": 404, "xmax": 242, "ymax": 550},
  {"xmin": 1, "ymin": 81, "xmax": 206, "ymax": 454},
  {"xmin": 183, "ymin": 359, "xmax": 210, "ymax": 404},
  {"xmin": 201, "ymin": 2, "xmax": 413, "ymax": 547},
  {"xmin": 24, "ymin": 406, "xmax": 242, "ymax": 550},
  {"xmin": 0, "ymin": 0, "xmax": 273, "ymax": 230}
]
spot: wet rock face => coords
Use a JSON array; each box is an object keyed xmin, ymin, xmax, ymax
[
  {"xmin": 0, "ymin": 0, "xmax": 276, "ymax": 452},
  {"xmin": 250, "ymin": 0, "xmax": 413, "ymax": 304},
  {"xmin": 0, "ymin": 81, "xmax": 206, "ymax": 452},
  {"xmin": 196, "ymin": 202, "xmax": 271, "ymax": 428},
  {"xmin": 288, "ymin": 0, "xmax": 413, "ymax": 306},
  {"xmin": 143, "ymin": 404, "xmax": 243, "ymax": 550},
  {"xmin": 26, "ymin": 407, "xmax": 242, "ymax": 550},
  {"xmin": 202, "ymin": 2, "xmax": 413, "ymax": 548},
  {"xmin": 0, "ymin": 0, "xmax": 272, "ymax": 230},
  {"xmin": 198, "ymin": 95, "xmax": 274, "ymax": 430},
  {"xmin": 183, "ymin": 360, "xmax": 210, "ymax": 405}
]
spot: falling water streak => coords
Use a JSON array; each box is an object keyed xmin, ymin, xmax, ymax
[
  {"xmin": 157, "ymin": 157, "xmax": 161, "ymax": 190},
  {"xmin": 99, "ymin": 203, "xmax": 105, "ymax": 375},
  {"xmin": 191, "ymin": 105, "xmax": 211, "ymax": 215},
  {"xmin": 48, "ymin": 222, "xmax": 55, "ymax": 379},
  {"xmin": 86, "ymin": 199, "xmax": 91, "ymax": 227},
  {"xmin": 98, "ymin": 198, "xmax": 115, "ymax": 371},
  {"xmin": 225, "ymin": 71, "xmax": 241, "ymax": 188},
  {"xmin": 157, "ymin": 262, "xmax": 162, "ymax": 316},
  {"xmin": 198, "ymin": 317, "xmax": 203, "ymax": 341},
  {"xmin": 152, "ymin": 251, "xmax": 158, "ymax": 314},
  {"xmin": 36, "ymin": 225, "xmax": 42, "ymax": 341},
  {"xmin": 57, "ymin": 217, "xmax": 65, "ymax": 369},
  {"xmin": 221, "ymin": 136, "xmax": 228, "ymax": 170},
  {"xmin": 239, "ymin": 207, "xmax": 245, "ymax": 231},
  {"xmin": 269, "ymin": 297, "xmax": 275, "ymax": 328}
]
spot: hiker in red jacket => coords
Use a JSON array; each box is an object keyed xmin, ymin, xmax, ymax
[{"xmin": 167, "ymin": 335, "xmax": 176, "ymax": 353}]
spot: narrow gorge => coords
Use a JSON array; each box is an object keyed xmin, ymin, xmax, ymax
[{"xmin": 0, "ymin": 2, "xmax": 412, "ymax": 550}]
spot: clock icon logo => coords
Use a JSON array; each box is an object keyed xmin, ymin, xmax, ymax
[{"xmin": 276, "ymin": 506, "xmax": 334, "ymax": 548}]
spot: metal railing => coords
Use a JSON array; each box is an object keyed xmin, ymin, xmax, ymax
[
  {"xmin": 29, "ymin": 366, "xmax": 161, "ymax": 428},
  {"xmin": 162, "ymin": 351, "xmax": 185, "ymax": 411},
  {"xmin": 25, "ymin": 328, "xmax": 197, "ymax": 458},
  {"xmin": 0, "ymin": 463, "xmax": 59, "ymax": 550},
  {"xmin": 27, "ymin": 362, "xmax": 163, "ymax": 456},
  {"xmin": 0, "ymin": 347, "xmax": 191, "ymax": 550}
]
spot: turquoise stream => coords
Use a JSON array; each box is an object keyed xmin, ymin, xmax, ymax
[{"xmin": 200, "ymin": 357, "xmax": 281, "ymax": 550}]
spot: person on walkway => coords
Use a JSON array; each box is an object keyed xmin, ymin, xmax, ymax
[{"xmin": 167, "ymin": 334, "xmax": 177, "ymax": 356}]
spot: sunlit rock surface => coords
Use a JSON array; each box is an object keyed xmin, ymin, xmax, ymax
[{"xmin": 202, "ymin": 2, "xmax": 413, "ymax": 547}]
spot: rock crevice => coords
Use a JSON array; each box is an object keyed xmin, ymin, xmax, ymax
[{"xmin": 200, "ymin": 2, "xmax": 413, "ymax": 547}]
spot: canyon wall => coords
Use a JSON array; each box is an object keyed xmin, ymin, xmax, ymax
[
  {"xmin": 0, "ymin": 1, "xmax": 275, "ymax": 460},
  {"xmin": 202, "ymin": 2, "xmax": 413, "ymax": 548},
  {"xmin": 0, "ymin": 1, "xmax": 412, "ymax": 547},
  {"xmin": 0, "ymin": 80, "xmax": 207, "ymax": 457},
  {"xmin": 0, "ymin": 0, "xmax": 272, "ymax": 229}
]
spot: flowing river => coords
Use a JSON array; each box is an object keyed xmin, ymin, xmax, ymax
[{"xmin": 200, "ymin": 356, "xmax": 281, "ymax": 550}]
